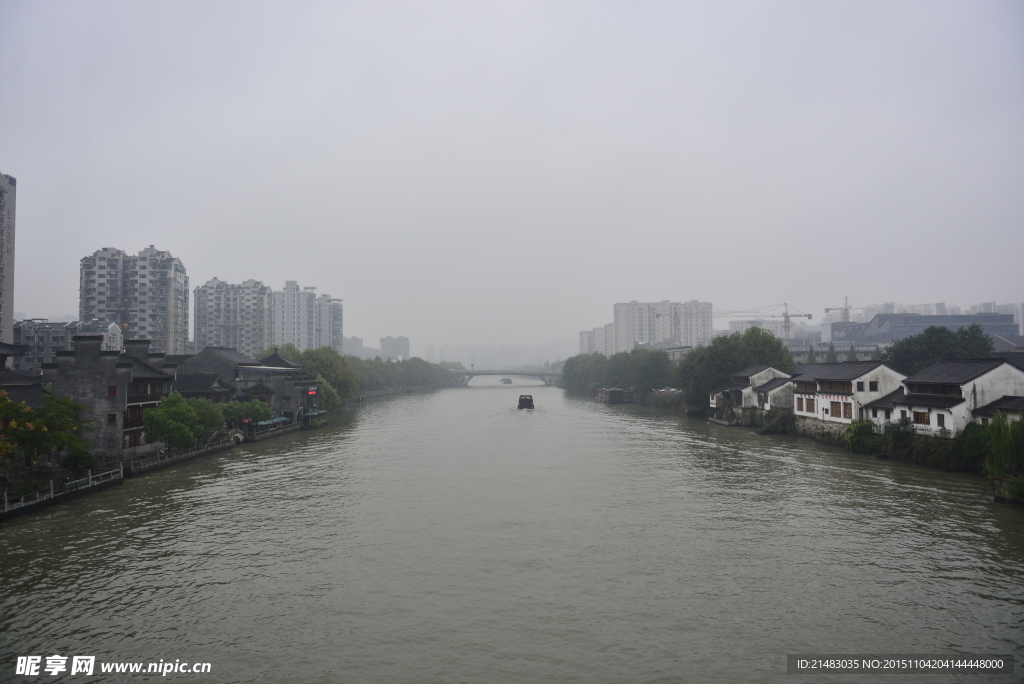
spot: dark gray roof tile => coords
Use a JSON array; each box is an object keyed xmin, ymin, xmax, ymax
[{"xmin": 903, "ymin": 359, "xmax": 1006, "ymax": 385}]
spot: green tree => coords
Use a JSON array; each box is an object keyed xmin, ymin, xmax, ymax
[
  {"xmin": 880, "ymin": 324, "xmax": 995, "ymax": 375},
  {"xmin": 806, "ymin": 346, "xmax": 817, "ymax": 363},
  {"xmin": 222, "ymin": 399, "xmax": 274, "ymax": 426},
  {"xmin": 0, "ymin": 392, "xmax": 94, "ymax": 474},
  {"xmin": 825, "ymin": 342, "xmax": 839, "ymax": 363},
  {"xmin": 37, "ymin": 394, "xmax": 94, "ymax": 467},
  {"xmin": 846, "ymin": 344, "xmax": 859, "ymax": 362},
  {"xmin": 302, "ymin": 347, "xmax": 358, "ymax": 399},
  {"xmin": 144, "ymin": 391, "xmax": 201, "ymax": 447},
  {"xmin": 314, "ymin": 373, "xmax": 342, "ymax": 410},
  {"xmin": 870, "ymin": 345, "xmax": 883, "ymax": 361},
  {"xmin": 184, "ymin": 398, "xmax": 224, "ymax": 441},
  {"xmin": 673, "ymin": 327, "xmax": 795, "ymax": 407}
]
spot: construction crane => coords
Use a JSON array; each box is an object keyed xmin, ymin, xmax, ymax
[
  {"xmin": 825, "ymin": 296, "xmax": 859, "ymax": 323},
  {"xmin": 713, "ymin": 303, "xmax": 812, "ymax": 341}
]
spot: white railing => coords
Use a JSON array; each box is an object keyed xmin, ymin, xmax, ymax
[
  {"xmin": 3, "ymin": 463, "xmax": 124, "ymax": 514},
  {"xmin": 131, "ymin": 438, "xmax": 234, "ymax": 473}
]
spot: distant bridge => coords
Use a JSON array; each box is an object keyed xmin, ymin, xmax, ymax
[{"xmin": 454, "ymin": 370, "xmax": 562, "ymax": 386}]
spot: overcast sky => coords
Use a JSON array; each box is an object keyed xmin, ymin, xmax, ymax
[{"xmin": 2, "ymin": 1, "xmax": 1022, "ymax": 352}]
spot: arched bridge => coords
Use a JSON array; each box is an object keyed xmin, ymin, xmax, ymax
[{"xmin": 454, "ymin": 370, "xmax": 562, "ymax": 386}]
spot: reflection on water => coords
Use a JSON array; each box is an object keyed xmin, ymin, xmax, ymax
[{"xmin": 2, "ymin": 378, "xmax": 1022, "ymax": 682}]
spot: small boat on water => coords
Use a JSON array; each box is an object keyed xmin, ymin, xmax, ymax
[
  {"xmin": 518, "ymin": 395, "xmax": 535, "ymax": 409},
  {"xmin": 595, "ymin": 387, "xmax": 625, "ymax": 404},
  {"xmin": 501, "ymin": 378, "xmax": 513, "ymax": 384}
]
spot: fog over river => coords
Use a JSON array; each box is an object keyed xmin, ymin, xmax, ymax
[{"xmin": 2, "ymin": 378, "xmax": 1022, "ymax": 682}]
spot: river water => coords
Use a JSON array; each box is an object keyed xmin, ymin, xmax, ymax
[{"xmin": 2, "ymin": 378, "xmax": 1023, "ymax": 682}]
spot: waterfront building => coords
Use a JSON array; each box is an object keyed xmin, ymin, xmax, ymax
[
  {"xmin": 709, "ymin": 365, "xmax": 793, "ymax": 418},
  {"xmin": 42, "ymin": 337, "xmax": 173, "ymax": 459},
  {"xmin": 193, "ymin": 278, "xmax": 273, "ymax": 358},
  {"xmin": 271, "ymin": 281, "xmax": 343, "ymax": 352},
  {"xmin": 0, "ymin": 173, "xmax": 16, "ymax": 344},
  {"xmin": 12, "ymin": 319, "xmax": 121, "ymax": 370},
  {"xmin": 876, "ymin": 359, "xmax": 1024, "ymax": 436},
  {"xmin": 79, "ymin": 246, "xmax": 189, "ymax": 355},
  {"xmin": 178, "ymin": 345, "xmax": 319, "ymax": 419},
  {"xmin": 380, "ymin": 336, "xmax": 410, "ymax": 361},
  {"xmin": 830, "ymin": 313, "xmax": 1017, "ymax": 346},
  {"xmin": 791, "ymin": 362, "xmax": 906, "ymax": 428}
]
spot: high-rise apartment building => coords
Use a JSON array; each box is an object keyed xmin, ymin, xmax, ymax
[
  {"xmin": 194, "ymin": 278, "xmax": 273, "ymax": 358},
  {"xmin": 579, "ymin": 330, "xmax": 596, "ymax": 355},
  {"xmin": 271, "ymin": 281, "xmax": 344, "ymax": 352},
  {"xmin": 380, "ymin": 336, "xmax": 410, "ymax": 361},
  {"xmin": 0, "ymin": 173, "xmax": 16, "ymax": 344},
  {"xmin": 79, "ymin": 246, "xmax": 189, "ymax": 355},
  {"xmin": 613, "ymin": 300, "xmax": 712, "ymax": 353},
  {"xmin": 317, "ymin": 294, "xmax": 344, "ymax": 352}
]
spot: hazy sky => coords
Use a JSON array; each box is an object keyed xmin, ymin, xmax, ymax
[{"xmin": 2, "ymin": 1, "xmax": 1022, "ymax": 351}]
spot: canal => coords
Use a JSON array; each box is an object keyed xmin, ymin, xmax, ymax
[{"xmin": 2, "ymin": 377, "xmax": 1022, "ymax": 682}]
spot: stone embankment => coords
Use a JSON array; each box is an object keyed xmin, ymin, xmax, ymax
[{"xmin": 2, "ymin": 418, "xmax": 321, "ymax": 523}]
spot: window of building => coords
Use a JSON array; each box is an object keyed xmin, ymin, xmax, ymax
[
  {"xmin": 856, "ymin": 381, "xmax": 864, "ymax": 392},
  {"xmin": 107, "ymin": 413, "xmax": 117, "ymax": 424},
  {"xmin": 913, "ymin": 411, "xmax": 930, "ymax": 425},
  {"xmin": 869, "ymin": 381, "xmax": 879, "ymax": 392},
  {"xmin": 796, "ymin": 398, "xmax": 804, "ymax": 412},
  {"xmin": 937, "ymin": 413, "xmax": 945, "ymax": 428},
  {"xmin": 830, "ymin": 401, "xmax": 842, "ymax": 417},
  {"xmin": 806, "ymin": 398, "xmax": 815, "ymax": 413},
  {"xmin": 901, "ymin": 410, "xmax": 907, "ymax": 420},
  {"xmin": 108, "ymin": 386, "xmax": 117, "ymax": 396},
  {"xmin": 872, "ymin": 408, "xmax": 878, "ymax": 418},
  {"xmin": 844, "ymin": 403, "xmax": 853, "ymax": 419},
  {"xmin": 884, "ymin": 409, "xmax": 891, "ymax": 420}
]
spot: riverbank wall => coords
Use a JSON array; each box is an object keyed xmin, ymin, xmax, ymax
[
  {"xmin": 2, "ymin": 415, "xmax": 322, "ymax": 524},
  {"xmin": 1, "ymin": 465, "xmax": 125, "ymax": 523}
]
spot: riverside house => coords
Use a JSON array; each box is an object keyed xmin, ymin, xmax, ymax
[
  {"xmin": 791, "ymin": 362, "xmax": 906, "ymax": 427},
  {"xmin": 43, "ymin": 336, "xmax": 173, "ymax": 459},
  {"xmin": 881, "ymin": 358, "xmax": 1024, "ymax": 435},
  {"xmin": 709, "ymin": 364, "xmax": 792, "ymax": 424}
]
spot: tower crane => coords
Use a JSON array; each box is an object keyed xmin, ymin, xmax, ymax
[
  {"xmin": 713, "ymin": 303, "xmax": 812, "ymax": 341},
  {"xmin": 824, "ymin": 296, "xmax": 868, "ymax": 323}
]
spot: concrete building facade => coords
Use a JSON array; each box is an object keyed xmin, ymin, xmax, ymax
[
  {"xmin": 0, "ymin": 173, "xmax": 15, "ymax": 344},
  {"xmin": 317, "ymin": 295, "xmax": 344, "ymax": 352},
  {"xmin": 194, "ymin": 278, "xmax": 273, "ymax": 358},
  {"xmin": 613, "ymin": 300, "xmax": 713, "ymax": 354},
  {"xmin": 271, "ymin": 282, "xmax": 344, "ymax": 352},
  {"xmin": 79, "ymin": 246, "xmax": 189, "ymax": 355},
  {"xmin": 380, "ymin": 336, "xmax": 410, "ymax": 361}
]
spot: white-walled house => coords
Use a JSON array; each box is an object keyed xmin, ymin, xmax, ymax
[
  {"xmin": 791, "ymin": 362, "xmax": 906, "ymax": 426},
  {"xmin": 889, "ymin": 359, "xmax": 1024, "ymax": 435},
  {"xmin": 754, "ymin": 377, "xmax": 793, "ymax": 411},
  {"xmin": 710, "ymin": 365, "xmax": 791, "ymax": 410}
]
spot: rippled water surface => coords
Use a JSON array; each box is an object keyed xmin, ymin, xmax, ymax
[{"xmin": 3, "ymin": 379, "xmax": 1023, "ymax": 682}]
